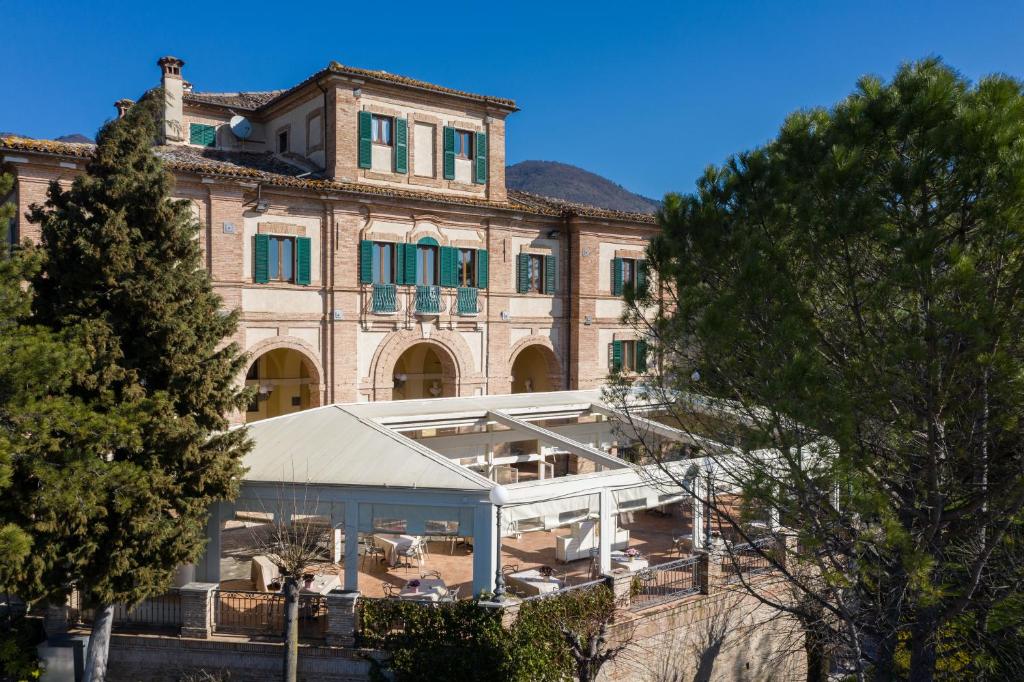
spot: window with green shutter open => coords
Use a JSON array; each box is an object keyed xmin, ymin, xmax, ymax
[
  {"xmin": 610, "ymin": 339, "xmax": 647, "ymax": 373},
  {"xmin": 613, "ymin": 257, "xmax": 647, "ymax": 297},
  {"xmin": 254, "ymin": 234, "xmax": 311, "ymax": 285},
  {"xmin": 518, "ymin": 253, "xmax": 556, "ymax": 294}
]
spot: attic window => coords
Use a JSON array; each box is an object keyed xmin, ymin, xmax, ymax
[{"xmin": 277, "ymin": 130, "xmax": 289, "ymax": 154}]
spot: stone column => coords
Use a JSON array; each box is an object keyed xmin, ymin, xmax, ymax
[
  {"xmin": 325, "ymin": 590, "xmax": 359, "ymax": 647},
  {"xmin": 604, "ymin": 568, "xmax": 633, "ymax": 608},
  {"xmin": 179, "ymin": 582, "xmax": 218, "ymax": 639},
  {"xmin": 43, "ymin": 601, "xmax": 70, "ymax": 640},
  {"xmin": 696, "ymin": 549, "xmax": 724, "ymax": 595}
]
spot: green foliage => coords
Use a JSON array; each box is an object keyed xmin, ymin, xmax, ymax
[
  {"xmin": 2, "ymin": 88, "xmax": 251, "ymax": 609},
  {"xmin": 634, "ymin": 58, "xmax": 1024, "ymax": 678},
  {"xmin": 359, "ymin": 586, "xmax": 615, "ymax": 682},
  {"xmin": 0, "ymin": 615, "xmax": 43, "ymax": 681}
]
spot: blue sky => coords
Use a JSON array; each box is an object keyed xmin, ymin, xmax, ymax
[{"xmin": 3, "ymin": 0, "xmax": 1023, "ymax": 199}]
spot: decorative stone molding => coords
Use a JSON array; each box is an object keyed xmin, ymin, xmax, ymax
[{"xmin": 258, "ymin": 222, "xmax": 307, "ymax": 236}]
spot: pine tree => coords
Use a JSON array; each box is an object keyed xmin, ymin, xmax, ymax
[{"xmin": 26, "ymin": 89, "xmax": 252, "ymax": 681}]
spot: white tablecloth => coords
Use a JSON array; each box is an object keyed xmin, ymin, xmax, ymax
[
  {"xmin": 506, "ymin": 569, "xmax": 563, "ymax": 596},
  {"xmin": 610, "ymin": 552, "xmax": 649, "ymax": 572},
  {"xmin": 398, "ymin": 578, "xmax": 448, "ymax": 602},
  {"xmin": 300, "ymin": 574, "xmax": 340, "ymax": 595},
  {"xmin": 375, "ymin": 534, "xmax": 419, "ymax": 567}
]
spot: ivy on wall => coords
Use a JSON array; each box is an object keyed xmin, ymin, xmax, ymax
[{"xmin": 358, "ymin": 585, "xmax": 615, "ymax": 682}]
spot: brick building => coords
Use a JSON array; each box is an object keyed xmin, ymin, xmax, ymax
[{"xmin": 1, "ymin": 56, "xmax": 656, "ymax": 423}]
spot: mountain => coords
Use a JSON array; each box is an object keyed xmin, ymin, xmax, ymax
[
  {"xmin": 506, "ymin": 160, "xmax": 659, "ymax": 214},
  {"xmin": 0, "ymin": 132, "xmax": 93, "ymax": 143}
]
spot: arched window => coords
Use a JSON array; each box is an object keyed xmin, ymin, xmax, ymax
[{"xmin": 417, "ymin": 237, "xmax": 439, "ymax": 286}]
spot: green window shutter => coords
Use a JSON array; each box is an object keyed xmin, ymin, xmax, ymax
[
  {"xmin": 395, "ymin": 243, "xmax": 407, "ymax": 284},
  {"xmin": 611, "ymin": 341, "xmax": 623, "ymax": 372},
  {"xmin": 476, "ymin": 249, "xmax": 489, "ymax": 289},
  {"xmin": 254, "ymin": 234, "xmax": 270, "ymax": 283},
  {"xmin": 359, "ymin": 240, "xmax": 373, "ymax": 284},
  {"xmin": 612, "ymin": 257, "xmax": 624, "ymax": 296},
  {"xmin": 358, "ymin": 111, "xmax": 373, "ymax": 169},
  {"xmin": 443, "ymin": 127, "xmax": 456, "ymax": 180},
  {"xmin": 190, "ymin": 123, "xmax": 216, "ymax": 147},
  {"xmin": 394, "ymin": 118, "xmax": 408, "ymax": 174},
  {"xmin": 404, "ymin": 242, "xmax": 418, "ymax": 285},
  {"xmin": 296, "ymin": 237, "xmax": 312, "ymax": 286},
  {"xmin": 516, "ymin": 253, "xmax": 530, "ymax": 293},
  {"xmin": 440, "ymin": 246, "xmax": 456, "ymax": 288},
  {"xmin": 637, "ymin": 259, "xmax": 648, "ymax": 295},
  {"xmin": 474, "ymin": 131, "xmax": 487, "ymax": 184},
  {"xmin": 544, "ymin": 255, "xmax": 557, "ymax": 293},
  {"xmin": 637, "ymin": 340, "xmax": 648, "ymax": 372}
]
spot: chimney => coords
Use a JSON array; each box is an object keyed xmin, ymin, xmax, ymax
[
  {"xmin": 157, "ymin": 56, "xmax": 186, "ymax": 144},
  {"xmin": 114, "ymin": 98, "xmax": 135, "ymax": 119}
]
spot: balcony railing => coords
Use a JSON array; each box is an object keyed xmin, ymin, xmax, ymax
[
  {"xmin": 456, "ymin": 287, "xmax": 479, "ymax": 315},
  {"xmin": 415, "ymin": 285, "xmax": 442, "ymax": 314},
  {"xmin": 372, "ymin": 283, "xmax": 397, "ymax": 313},
  {"xmin": 630, "ymin": 556, "xmax": 701, "ymax": 609}
]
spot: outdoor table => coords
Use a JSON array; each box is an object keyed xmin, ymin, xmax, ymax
[
  {"xmin": 374, "ymin": 534, "xmax": 420, "ymax": 567},
  {"xmin": 610, "ymin": 551, "xmax": 649, "ymax": 572},
  {"xmin": 506, "ymin": 569, "xmax": 563, "ymax": 596},
  {"xmin": 398, "ymin": 578, "xmax": 448, "ymax": 602},
  {"xmin": 300, "ymin": 574, "xmax": 340, "ymax": 595}
]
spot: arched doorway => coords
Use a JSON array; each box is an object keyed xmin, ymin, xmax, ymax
[
  {"xmin": 391, "ymin": 342, "xmax": 458, "ymax": 400},
  {"xmin": 510, "ymin": 344, "xmax": 560, "ymax": 394},
  {"xmin": 245, "ymin": 347, "xmax": 319, "ymax": 422}
]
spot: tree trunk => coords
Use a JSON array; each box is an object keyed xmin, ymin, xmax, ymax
[
  {"xmin": 908, "ymin": 620, "xmax": 937, "ymax": 682},
  {"xmin": 804, "ymin": 622, "xmax": 831, "ymax": 682},
  {"xmin": 82, "ymin": 604, "xmax": 114, "ymax": 682},
  {"xmin": 283, "ymin": 576, "xmax": 299, "ymax": 682}
]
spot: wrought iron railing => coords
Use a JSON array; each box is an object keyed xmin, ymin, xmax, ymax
[
  {"xmin": 212, "ymin": 589, "xmax": 327, "ymax": 640},
  {"xmin": 519, "ymin": 577, "xmax": 607, "ymax": 602},
  {"xmin": 723, "ymin": 537, "xmax": 775, "ymax": 583},
  {"xmin": 72, "ymin": 589, "xmax": 182, "ymax": 631},
  {"xmin": 372, "ymin": 283, "xmax": 398, "ymax": 313},
  {"xmin": 630, "ymin": 556, "xmax": 701, "ymax": 609},
  {"xmin": 456, "ymin": 287, "xmax": 479, "ymax": 315},
  {"xmin": 415, "ymin": 285, "xmax": 442, "ymax": 314}
]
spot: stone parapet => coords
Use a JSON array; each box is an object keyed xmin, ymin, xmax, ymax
[{"xmin": 604, "ymin": 568, "xmax": 634, "ymax": 608}]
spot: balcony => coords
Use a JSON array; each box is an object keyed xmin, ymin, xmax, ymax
[
  {"xmin": 415, "ymin": 285, "xmax": 442, "ymax": 314},
  {"xmin": 372, "ymin": 283, "xmax": 397, "ymax": 313},
  {"xmin": 456, "ymin": 287, "xmax": 479, "ymax": 315}
]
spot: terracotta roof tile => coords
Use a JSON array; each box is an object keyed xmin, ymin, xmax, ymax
[
  {"xmin": 183, "ymin": 90, "xmax": 287, "ymax": 110},
  {"xmin": 0, "ymin": 136, "xmax": 651, "ymax": 224}
]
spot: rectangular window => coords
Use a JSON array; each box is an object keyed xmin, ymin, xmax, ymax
[
  {"xmin": 417, "ymin": 245, "xmax": 438, "ymax": 285},
  {"xmin": 267, "ymin": 235, "xmax": 296, "ymax": 283},
  {"xmin": 277, "ymin": 130, "xmax": 289, "ymax": 154},
  {"xmin": 372, "ymin": 242, "xmax": 395, "ymax": 284},
  {"xmin": 372, "ymin": 115, "xmax": 394, "ymax": 146},
  {"xmin": 457, "ymin": 249, "xmax": 476, "ymax": 287},
  {"xmin": 528, "ymin": 254, "xmax": 544, "ymax": 293},
  {"xmin": 454, "ymin": 130, "xmax": 473, "ymax": 159},
  {"xmin": 622, "ymin": 259, "xmax": 636, "ymax": 290},
  {"xmin": 189, "ymin": 123, "xmax": 216, "ymax": 147},
  {"xmin": 621, "ymin": 340, "xmax": 637, "ymax": 372}
]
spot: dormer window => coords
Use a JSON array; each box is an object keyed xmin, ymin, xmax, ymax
[
  {"xmin": 453, "ymin": 130, "xmax": 473, "ymax": 159},
  {"xmin": 372, "ymin": 115, "xmax": 394, "ymax": 146},
  {"xmin": 277, "ymin": 130, "xmax": 289, "ymax": 154}
]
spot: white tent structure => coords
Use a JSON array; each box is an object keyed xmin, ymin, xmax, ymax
[{"xmin": 194, "ymin": 389, "xmax": 726, "ymax": 596}]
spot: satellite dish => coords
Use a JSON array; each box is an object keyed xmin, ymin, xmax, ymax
[{"xmin": 229, "ymin": 115, "xmax": 252, "ymax": 140}]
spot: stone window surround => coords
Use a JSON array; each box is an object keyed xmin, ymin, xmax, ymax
[
  {"xmin": 274, "ymin": 123, "xmax": 292, "ymax": 154},
  {"xmin": 305, "ymin": 108, "xmax": 325, "ymax": 155},
  {"xmin": 357, "ymin": 103, "xmax": 485, "ymax": 194},
  {"xmin": 258, "ymin": 222, "xmax": 307, "ymax": 237}
]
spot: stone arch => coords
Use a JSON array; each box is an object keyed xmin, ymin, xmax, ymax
[
  {"xmin": 243, "ymin": 335, "xmax": 326, "ymax": 409},
  {"xmin": 369, "ymin": 329, "xmax": 478, "ymax": 400},
  {"xmin": 508, "ymin": 335, "xmax": 565, "ymax": 393}
]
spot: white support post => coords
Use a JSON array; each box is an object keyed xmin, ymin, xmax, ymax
[
  {"xmin": 691, "ymin": 478, "xmax": 705, "ymax": 551},
  {"xmin": 472, "ymin": 504, "xmax": 497, "ymax": 597},
  {"xmin": 343, "ymin": 500, "xmax": 359, "ymax": 591},
  {"xmin": 195, "ymin": 502, "xmax": 223, "ymax": 584},
  {"xmin": 330, "ymin": 503, "xmax": 344, "ymax": 564},
  {"xmin": 598, "ymin": 489, "xmax": 613, "ymax": 575}
]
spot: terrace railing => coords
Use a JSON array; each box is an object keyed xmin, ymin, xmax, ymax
[
  {"xmin": 72, "ymin": 589, "xmax": 182, "ymax": 631},
  {"xmin": 212, "ymin": 589, "xmax": 327, "ymax": 640},
  {"xmin": 630, "ymin": 556, "xmax": 701, "ymax": 609},
  {"xmin": 723, "ymin": 537, "xmax": 775, "ymax": 583},
  {"xmin": 519, "ymin": 577, "xmax": 607, "ymax": 602}
]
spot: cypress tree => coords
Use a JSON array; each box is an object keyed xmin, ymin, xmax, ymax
[{"xmin": 26, "ymin": 89, "xmax": 251, "ymax": 680}]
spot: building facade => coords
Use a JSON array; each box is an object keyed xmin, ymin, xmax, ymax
[{"xmin": 1, "ymin": 56, "xmax": 656, "ymax": 423}]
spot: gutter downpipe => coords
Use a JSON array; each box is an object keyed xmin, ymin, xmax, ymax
[{"xmin": 564, "ymin": 212, "xmax": 573, "ymax": 390}]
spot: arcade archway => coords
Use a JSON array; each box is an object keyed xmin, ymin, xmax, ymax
[
  {"xmin": 391, "ymin": 342, "xmax": 459, "ymax": 400},
  {"xmin": 245, "ymin": 347, "xmax": 320, "ymax": 422}
]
